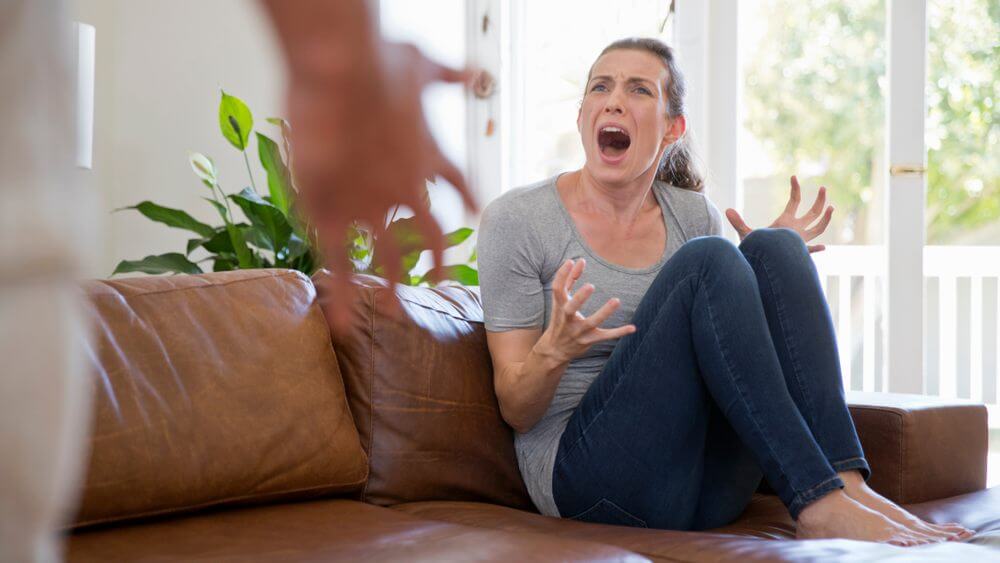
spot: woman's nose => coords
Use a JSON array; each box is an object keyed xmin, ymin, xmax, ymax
[{"xmin": 604, "ymin": 91, "xmax": 625, "ymax": 114}]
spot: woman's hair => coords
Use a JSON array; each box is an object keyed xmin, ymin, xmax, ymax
[{"xmin": 585, "ymin": 37, "xmax": 704, "ymax": 192}]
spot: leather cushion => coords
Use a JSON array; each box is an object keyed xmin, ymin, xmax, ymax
[
  {"xmin": 316, "ymin": 273, "xmax": 533, "ymax": 510},
  {"xmin": 72, "ymin": 270, "xmax": 367, "ymax": 528},
  {"xmin": 67, "ymin": 499, "xmax": 642, "ymax": 562}
]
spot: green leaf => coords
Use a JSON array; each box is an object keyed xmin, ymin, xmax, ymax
[
  {"xmin": 225, "ymin": 222, "xmax": 255, "ymax": 268},
  {"xmin": 203, "ymin": 197, "xmax": 229, "ymax": 221},
  {"xmin": 230, "ymin": 187, "xmax": 292, "ymax": 251},
  {"xmin": 113, "ymin": 253, "xmax": 204, "ymax": 276},
  {"xmin": 186, "ymin": 237, "xmax": 207, "ymax": 255},
  {"xmin": 219, "ymin": 90, "xmax": 253, "ymax": 151},
  {"xmin": 120, "ymin": 201, "xmax": 215, "ymax": 238},
  {"xmin": 420, "ymin": 264, "xmax": 479, "ymax": 286},
  {"xmin": 468, "ymin": 245, "xmax": 477, "ymax": 262},
  {"xmin": 444, "ymin": 227, "xmax": 474, "ymax": 248},
  {"xmin": 188, "ymin": 152, "xmax": 217, "ymax": 186},
  {"xmin": 212, "ymin": 257, "xmax": 236, "ymax": 272},
  {"xmin": 256, "ymin": 133, "xmax": 291, "ymax": 214},
  {"xmin": 286, "ymin": 233, "xmax": 310, "ymax": 262}
]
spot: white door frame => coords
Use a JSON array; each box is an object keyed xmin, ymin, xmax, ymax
[
  {"xmin": 674, "ymin": 0, "xmax": 741, "ymax": 245},
  {"xmin": 884, "ymin": 0, "xmax": 927, "ymax": 393}
]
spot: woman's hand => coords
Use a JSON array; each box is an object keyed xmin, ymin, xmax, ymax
[
  {"xmin": 534, "ymin": 259, "xmax": 637, "ymax": 365},
  {"xmin": 723, "ymin": 175, "xmax": 834, "ymax": 254}
]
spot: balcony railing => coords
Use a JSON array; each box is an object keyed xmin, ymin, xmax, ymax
[{"xmin": 812, "ymin": 245, "xmax": 1000, "ymax": 428}]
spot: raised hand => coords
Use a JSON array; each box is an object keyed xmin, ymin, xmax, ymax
[
  {"xmin": 536, "ymin": 258, "xmax": 637, "ymax": 364},
  {"xmin": 287, "ymin": 41, "xmax": 479, "ymax": 333},
  {"xmin": 724, "ymin": 175, "xmax": 834, "ymax": 254}
]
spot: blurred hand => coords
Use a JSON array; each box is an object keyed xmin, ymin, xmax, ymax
[
  {"xmin": 287, "ymin": 41, "xmax": 479, "ymax": 334},
  {"xmin": 724, "ymin": 175, "xmax": 834, "ymax": 254}
]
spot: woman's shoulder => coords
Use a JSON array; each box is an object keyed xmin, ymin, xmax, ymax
[
  {"xmin": 484, "ymin": 177, "xmax": 557, "ymax": 214},
  {"xmin": 653, "ymin": 181, "xmax": 723, "ymax": 237},
  {"xmin": 481, "ymin": 176, "xmax": 560, "ymax": 228}
]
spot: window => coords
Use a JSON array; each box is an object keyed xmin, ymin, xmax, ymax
[
  {"xmin": 739, "ymin": 0, "xmax": 887, "ymax": 247},
  {"xmin": 507, "ymin": 0, "xmax": 673, "ymax": 188}
]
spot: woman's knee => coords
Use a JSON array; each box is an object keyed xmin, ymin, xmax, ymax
[
  {"xmin": 677, "ymin": 235, "xmax": 747, "ymax": 273},
  {"xmin": 739, "ymin": 227, "xmax": 807, "ymax": 258}
]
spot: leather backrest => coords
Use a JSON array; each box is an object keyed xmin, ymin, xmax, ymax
[
  {"xmin": 317, "ymin": 272, "xmax": 533, "ymax": 510},
  {"xmin": 73, "ymin": 269, "xmax": 368, "ymax": 528}
]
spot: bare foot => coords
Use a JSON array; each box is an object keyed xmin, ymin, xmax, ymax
[
  {"xmin": 839, "ymin": 470, "xmax": 975, "ymax": 542},
  {"xmin": 796, "ymin": 489, "xmax": 942, "ymax": 546}
]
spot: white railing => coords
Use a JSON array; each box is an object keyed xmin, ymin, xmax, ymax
[{"xmin": 811, "ymin": 245, "xmax": 1000, "ymax": 428}]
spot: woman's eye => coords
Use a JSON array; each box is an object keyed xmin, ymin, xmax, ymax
[
  {"xmin": 590, "ymin": 84, "xmax": 607, "ymax": 92},
  {"xmin": 635, "ymin": 86, "xmax": 652, "ymax": 95}
]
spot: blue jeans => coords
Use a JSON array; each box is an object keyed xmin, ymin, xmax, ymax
[{"xmin": 551, "ymin": 229, "xmax": 871, "ymax": 530}]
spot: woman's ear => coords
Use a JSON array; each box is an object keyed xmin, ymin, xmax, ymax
[{"xmin": 660, "ymin": 114, "xmax": 687, "ymax": 150}]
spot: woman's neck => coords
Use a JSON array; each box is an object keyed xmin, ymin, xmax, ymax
[{"xmin": 561, "ymin": 167, "xmax": 659, "ymax": 224}]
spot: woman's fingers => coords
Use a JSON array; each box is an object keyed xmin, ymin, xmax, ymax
[
  {"xmin": 590, "ymin": 323, "xmax": 637, "ymax": 343},
  {"xmin": 805, "ymin": 205, "xmax": 835, "ymax": 239},
  {"xmin": 580, "ymin": 297, "xmax": 622, "ymax": 332},
  {"xmin": 564, "ymin": 283, "xmax": 595, "ymax": 317},
  {"xmin": 565, "ymin": 258, "xmax": 586, "ymax": 294},
  {"xmin": 783, "ymin": 175, "xmax": 802, "ymax": 217},
  {"xmin": 805, "ymin": 185, "xmax": 826, "ymax": 221},
  {"xmin": 551, "ymin": 260, "xmax": 573, "ymax": 307}
]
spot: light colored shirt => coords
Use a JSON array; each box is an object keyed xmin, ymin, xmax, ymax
[{"xmin": 476, "ymin": 173, "xmax": 724, "ymax": 517}]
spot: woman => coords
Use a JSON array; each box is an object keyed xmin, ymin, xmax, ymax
[{"xmin": 476, "ymin": 37, "xmax": 974, "ymax": 545}]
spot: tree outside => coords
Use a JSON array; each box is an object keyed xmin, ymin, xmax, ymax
[{"xmin": 742, "ymin": 0, "xmax": 998, "ymax": 246}]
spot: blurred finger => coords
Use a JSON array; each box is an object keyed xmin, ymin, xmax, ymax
[
  {"xmin": 316, "ymin": 235, "xmax": 355, "ymax": 338},
  {"xmin": 437, "ymin": 155, "xmax": 479, "ymax": 214},
  {"xmin": 419, "ymin": 54, "xmax": 475, "ymax": 85},
  {"xmin": 413, "ymin": 208, "xmax": 445, "ymax": 284},
  {"xmin": 376, "ymin": 229, "xmax": 404, "ymax": 317}
]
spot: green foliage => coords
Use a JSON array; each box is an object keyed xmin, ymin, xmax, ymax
[
  {"xmin": 113, "ymin": 253, "xmax": 203, "ymax": 275},
  {"xmin": 743, "ymin": 0, "xmax": 997, "ymax": 244},
  {"xmin": 113, "ymin": 91, "xmax": 478, "ymax": 285},
  {"xmin": 925, "ymin": 0, "xmax": 999, "ymax": 243}
]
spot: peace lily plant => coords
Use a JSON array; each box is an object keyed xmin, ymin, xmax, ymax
[{"xmin": 113, "ymin": 91, "xmax": 478, "ymax": 286}]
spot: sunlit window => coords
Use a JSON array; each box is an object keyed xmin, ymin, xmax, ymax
[
  {"xmin": 926, "ymin": 0, "xmax": 999, "ymax": 246},
  {"xmin": 739, "ymin": 0, "xmax": 886, "ymax": 246}
]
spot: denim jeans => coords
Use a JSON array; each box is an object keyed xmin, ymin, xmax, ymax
[{"xmin": 552, "ymin": 228, "xmax": 871, "ymax": 530}]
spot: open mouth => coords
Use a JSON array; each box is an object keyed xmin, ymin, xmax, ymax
[{"xmin": 598, "ymin": 125, "xmax": 631, "ymax": 160}]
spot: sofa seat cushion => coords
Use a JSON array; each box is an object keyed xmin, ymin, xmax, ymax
[
  {"xmin": 67, "ymin": 499, "xmax": 645, "ymax": 562},
  {"xmin": 394, "ymin": 489, "xmax": 1000, "ymax": 562}
]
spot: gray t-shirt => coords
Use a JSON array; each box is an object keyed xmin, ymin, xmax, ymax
[{"xmin": 476, "ymin": 174, "xmax": 724, "ymax": 517}]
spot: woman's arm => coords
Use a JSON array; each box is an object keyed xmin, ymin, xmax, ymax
[
  {"xmin": 487, "ymin": 259, "xmax": 635, "ymax": 433},
  {"xmin": 488, "ymin": 328, "xmax": 568, "ymax": 434}
]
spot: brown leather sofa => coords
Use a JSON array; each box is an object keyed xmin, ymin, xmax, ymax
[{"xmin": 66, "ymin": 269, "xmax": 1000, "ymax": 561}]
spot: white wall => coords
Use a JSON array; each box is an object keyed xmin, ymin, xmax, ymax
[{"xmin": 71, "ymin": 0, "xmax": 285, "ymax": 276}]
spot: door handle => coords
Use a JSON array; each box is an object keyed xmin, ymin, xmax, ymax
[{"xmin": 890, "ymin": 164, "xmax": 927, "ymax": 176}]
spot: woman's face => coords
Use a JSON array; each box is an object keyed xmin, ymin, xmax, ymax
[{"xmin": 577, "ymin": 48, "xmax": 684, "ymax": 185}]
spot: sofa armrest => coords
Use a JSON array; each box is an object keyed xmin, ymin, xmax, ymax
[{"xmin": 847, "ymin": 391, "xmax": 988, "ymax": 505}]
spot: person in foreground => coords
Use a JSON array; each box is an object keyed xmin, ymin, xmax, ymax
[{"xmin": 477, "ymin": 37, "xmax": 975, "ymax": 546}]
